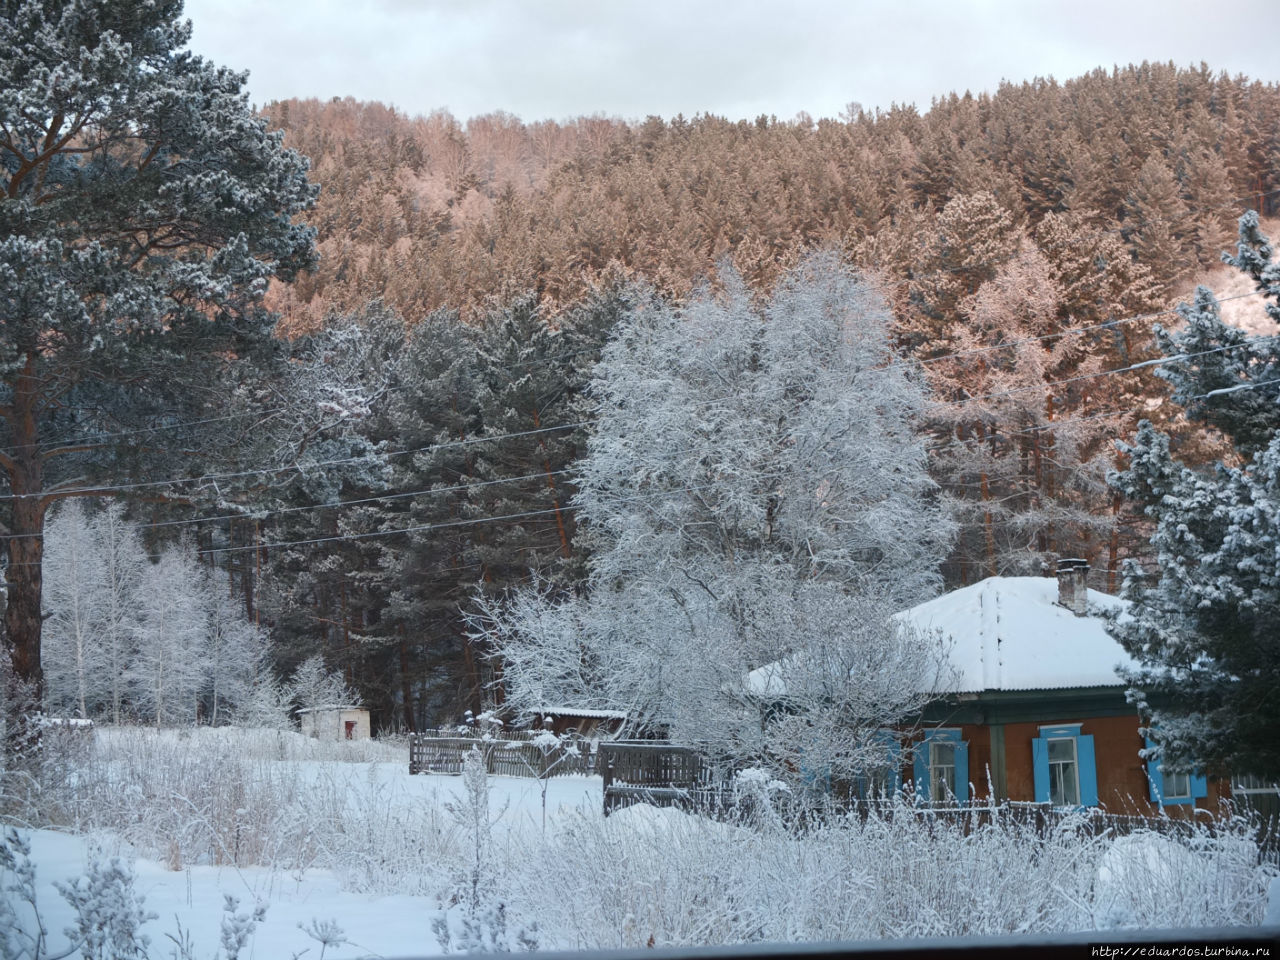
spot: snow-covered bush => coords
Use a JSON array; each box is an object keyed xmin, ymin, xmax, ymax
[
  {"xmin": 5, "ymin": 726, "xmax": 1273, "ymax": 953},
  {"xmin": 289, "ymin": 655, "xmax": 362, "ymax": 716},
  {"xmin": 1, "ymin": 827, "xmax": 154, "ymax": 960}
]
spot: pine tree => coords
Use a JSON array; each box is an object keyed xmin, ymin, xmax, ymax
[
  {"xmin": 0, "ymin": 0, "xmax": 316, "ymax": 751},
  {"xmin": 1123, "ymin": 154, "xmax": 1193, "ymax": 288},
  {"xmin": 1109, "ymin": 211, "xmax": 1280, "ymax": 779}
]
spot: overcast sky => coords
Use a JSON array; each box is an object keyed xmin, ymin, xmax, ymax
[{"xmin": 183, "ymin": 0, "xmax": 1280, "ymax": 123}]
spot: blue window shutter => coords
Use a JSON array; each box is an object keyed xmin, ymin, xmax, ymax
[
  {"xmin": 1032, "ymin": 736, "xmax": 1049, "ymax": 803},
  {"xmin": 1077, "ymin": 734, "xmax": 1098, "ymax": 807},
  {"xmin": 1190, "ymin": 771, "xmax": 1208, "ymax": 800},
  {"xmin": 1144, "ymin": 737, "xmax": 1163, "ymax": 803},
  {"xmin": 913, "ymin": 743, "xmax": 928, "ymax": 802},
  {"xmin": 955, "ymin": 739, "xmax": 969, "ymax": 806}
]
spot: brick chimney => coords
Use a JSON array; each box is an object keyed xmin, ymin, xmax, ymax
[{"xmin": 1056, "ymin": 558, "xmax": 1090, "ymax": 616}]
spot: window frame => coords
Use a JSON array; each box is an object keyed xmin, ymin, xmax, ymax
[
  {"xmin": 913, "ymin": 727, "xmax": 968, "ymax": 806},
  {"xmin": 1144, "ymin": 736, "xmax": 1207, "ymax": 807},
  {"xmin": 1046, "ymin": 735, "xmax": 1081, "ymax": 808},
  {"xmin": 1032, "ymin": 723, "xmax": 1098, "ymax": 809},
  {"xmin": 928, "ymin": 738, "xmax": 958, "ymax": 803},
  {"xmin": 854, "ymin": 730, "xmax": 903, "ymax": 799}
]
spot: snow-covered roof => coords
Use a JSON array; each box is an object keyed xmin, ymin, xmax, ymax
[
  {"xmin": 296, "ymin": 704, "xmax": 365, "ymax": 714},
  {"xmin": 896, "ymin": 576, "xmax": 1136, "ymax": 693},
  {"xmin": 744, "ymin": 576, "xmax": 1136, "ymax": 698},
  {"xmin": 539, "ymin": 706, "xmax": 628, "ymax": 719}
]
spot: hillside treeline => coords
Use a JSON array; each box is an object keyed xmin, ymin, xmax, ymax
[{"xmin": 264, "ymin": 61, "xmax": 1279, "ymax": 330}]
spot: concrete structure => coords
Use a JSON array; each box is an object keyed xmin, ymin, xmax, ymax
[{"xmin": 298, "ymin": 705, "xmax": 371, "ymax": 741}]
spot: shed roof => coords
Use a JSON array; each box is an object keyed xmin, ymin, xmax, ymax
[
  {"xmin": 296, "ymin": 704, "xmax": 366, "ymax": 714},
  {"xmin": 539, "ymin": 707, "xmax": 628, "ymax": 719}
]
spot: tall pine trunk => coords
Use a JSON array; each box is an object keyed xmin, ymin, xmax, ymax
[{"xmin": 3, "ymin": 362, "xmax": 48, "ymax": 761}]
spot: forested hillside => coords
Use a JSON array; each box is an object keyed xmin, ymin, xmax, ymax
[
  {"xmin": 25, "ymin": 61, "xmax": 1280, "ymax": 731},
  {"xmin": 263, "ymin": 61, "xmax": 1279, "ymax": 329}
]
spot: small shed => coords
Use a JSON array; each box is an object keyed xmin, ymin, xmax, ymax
[
  {"xmin": 298, "ymin": 705, "xmax": 370, "ymax": 741},
  {"xmin": 533, "ymin": 707, "xmax": 627, "ymax": 739}
]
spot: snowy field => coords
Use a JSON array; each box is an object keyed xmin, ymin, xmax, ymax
[{"xmin": 3, "ymin": 726, "xmax": 1277, "ymax": 959}]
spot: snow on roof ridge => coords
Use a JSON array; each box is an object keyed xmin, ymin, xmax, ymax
[{"xmin": 539, "ymin": 706, "xmax": 628, "ymax": 719}]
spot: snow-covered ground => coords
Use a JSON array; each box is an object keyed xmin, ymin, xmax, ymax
[
  {"xmin": 3, "ymin": 726, "xmax": 1276, "ymax": 958},
  {"xmin": 11, "ymin": 764, "xmax": 601, "ymax": 959}
]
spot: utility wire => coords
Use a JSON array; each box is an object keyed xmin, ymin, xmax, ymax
[
  {"xmin": 0, "ymin": 422, "xmax": 587, "ymax": 503},
  {"xmin": 4, "ymin": 311, "xmax": 1277, "ymax": 513}
]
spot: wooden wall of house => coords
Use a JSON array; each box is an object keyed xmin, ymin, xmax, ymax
[{"xmin": 990, "ymin": 715, "xmax": 1224, "ymax": 816}]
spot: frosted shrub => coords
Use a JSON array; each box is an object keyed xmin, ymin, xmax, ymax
[
  {"xmin": 4, "ymin": 727, "xmax": 1272, "ymax": 951},
  {"xmin": 435, "ymin": 747, "xmax": 538, "ymax": 953},
  {"xmin": 1092, "ymin": 823, "xmax": 1270, "ymax": 929},
  {"xmin": 509, "ymin": 798, "xmax": 1272, "ymax": 949},
  {"xmin": 1, "ymin": 828, "xmax": 155, "ymax": 960}
]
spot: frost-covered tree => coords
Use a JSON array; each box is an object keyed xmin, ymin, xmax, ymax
[
  {"xmin": 0, "ymin": 0, "xmax": 316, "ymax": 751},
  {"xmin": 1109, "ymin": 211, "xmax": 1280, "ymax": 779},
  {"xmin": 41, "ymin": 501, "xmax": 106, "ymax": 720},
  {"xmin": 43, "ymin": 504, "xmax": 274, "ymax": 725},
  {"xmin": 204, "ymin": 592, "xmax": 270, "ymax": 727},
  {"xmin": 129, "ymin": 548, "xmax": 214, "ymax": 727},
  {"xmin": 42, "ymin": 501, "xmax": 145, "ymax": 720},
  {"xmin": 289, "ymin": 655, "xmax": 360, "ymax": 715},
  {"xmin": 478, "ymin": 255, "xmax": 954, "ymax": 778}
]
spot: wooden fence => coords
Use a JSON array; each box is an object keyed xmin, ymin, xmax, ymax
[
  {"xmin": 598, "ymin": 741, "xmax": 739, "ymax": 815},
  {"xmin": 409, "ymin": 732, "xmax": 596, "ymax": 778}
]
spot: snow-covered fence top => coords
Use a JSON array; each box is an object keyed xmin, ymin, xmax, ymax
[{"xmin": 408, "ymin": 731, "xmax": 595, "ymax": 777}]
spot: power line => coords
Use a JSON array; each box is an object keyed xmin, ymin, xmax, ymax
[
  {"xmin": 0, "ymin": 421, "xmax": 587, "ymax": 503},
  {"xmin": 936, "ymin": 333, "xmax": 1280, "ymax": 410},
  {"xmin": 10, "ymin": 372, "xmax": 1277, "ymax": 567},
  {"xmin": 0, "ymin": 468, "xmax": 576, "ymax": 541},
  {"xmin": 6, "ymin": 304, "xmax": 1275, "ymax": 511}
]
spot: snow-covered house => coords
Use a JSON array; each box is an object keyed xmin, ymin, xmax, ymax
[
  {"xmin": 892, "ymin": 560, "xmax": 1223, "ymax": 814},
  {"xmin": 298, "ymin": 705, "xmax": 370, "ymax": 741}
]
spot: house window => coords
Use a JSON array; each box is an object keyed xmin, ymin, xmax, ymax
[
  {"xmin": 1032, "ymin": 724, "xmax": 1098, "ymax": 808},
  {"xmin": 929, "ymin": 740, "xmax": 957, "ymax": 802},
  {"xmin": 1144, "ymin": 738, "xmax": 1207, "ymax": 806},
  {"xmin": 1231, "ymin": 773, "xmax": 1279, "ymax": 796},
  {"xmin": 1047, "ymin": 737, "xmax": 1080, "ymax": 807},
  {"xmin": 1163, "ymin": 769, "xmax": 1191, "ymax": 800},
  {"xmin": 913, "ymin": 728, "xmax": 968, "ymax": 805}
]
